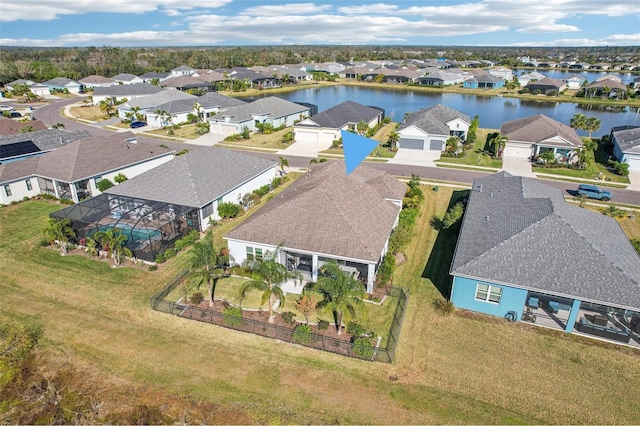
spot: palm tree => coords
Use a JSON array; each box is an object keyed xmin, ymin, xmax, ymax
[
  {"xmin": 239, "ymin": 247, "xmax": 300, "ymax": 323},
  {"xmin": 313, "ymin": 261, "xmax": 365, "ymax": 335},
  {"xmin": 278, "ymin": 156, "xmax": 289, "ymax": 174},
  {"xmin": 585, "ymin": 117, "xmax": 601, "ymax": 138},
  {"xmin": 42, "ymin": 218, "xmax": 75, "ymax": 255},
  {"xmin": 154, "ymin": 109, "xmax": 170, "ymax": 128},
  {"xmin": 387, "ymin": 131, "xmax": 400, "ymax": 151},
  {"xmin": 187, "ymin": 235, "xmax": 223, "ymax": 308},
  {"xmin": 570, "ymin": 113, "xmax": 587, "ymax": 132},
  {"xmin": 98, "ymin": 98, "xmax": 114, "ymax": 117},
  {"xmin": 489, "ymin": 133, "xmax": 508, "ymax": 158},
  {"xmin": 130, "ymin": 106, "xmax": 143, "ymax": 122},
  {"xmin": 193, "ymin": 102, "xmax": 205, "ymax": 123},
  {"xmin": 356, "ymin": 121, "xmax": 368, "ymax": 136},
  {"xmin": 445, "ymin": 136, "xmax": 459, "ymax": 153},
  {"xmin": 94, "ymin": 228, "xmax": 132, "ymax": 267}
]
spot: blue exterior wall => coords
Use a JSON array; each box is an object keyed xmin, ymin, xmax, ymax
[
  {"xmin": 463, "ymin": 81, "xmax": 479, "ymax": 89},
  {"xmin": 451, "ymin": 275, "xmax": 528, "ymax": 320}
]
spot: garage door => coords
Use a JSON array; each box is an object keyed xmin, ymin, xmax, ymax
[
  {"xmin": 429, "ymin": 140, "xmax": 443, "ymax": 151},
  {"xmin": 503, "ymin": 144, "xmax": 533, "ymax": 159},
  {"xmin": 213, "ymin": 123, "xmax": 238, "ymax": 135},
  {"xmin": 627, "ymin": 156, "xmax": 640, "ymax": 171},
  {"xmin": 295, "ymin": 130, "xmax": 319, "ymax": 143},
  {"xmin": 399, "ymin": 138, "xmax": 424, "ymax": 150}
]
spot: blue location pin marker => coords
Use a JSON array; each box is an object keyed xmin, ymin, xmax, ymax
[{"xmin": 341, "ymin": 130, "xmax": 378, "ymax": 175}]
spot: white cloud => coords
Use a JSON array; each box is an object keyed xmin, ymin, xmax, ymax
[
  {"xmin": 517, "ymin": 24, "xmax": 581, "ymax": 33},
  {"xmin": 510, "ymin": 33, "xmax": 640, "ymax": 47},
  {"xmin": 240, "ymin": 3, "xmax": 332, "ymax": 16},
  {"xmin": 337, "ymin": 3, "xmax": 399, "ymax": 15},
  {"xmin": 0, "ymin": 0, "xmax": 233, "ymax": 22}
]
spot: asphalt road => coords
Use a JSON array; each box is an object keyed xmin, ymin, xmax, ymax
[{"xmin": 26, "ymin": 98, "xmax": 640, "ymax": 206}]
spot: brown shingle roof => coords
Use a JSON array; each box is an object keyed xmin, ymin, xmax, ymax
[
  {"xmin": 0, "ymin": 117, "xmax": 48, "ymax": 135},
  {"xmin": 225, "ymin": 161, "xmax": 405, "ymax": 263},
  {"xmin": 501, "ymin": 114, "xmax": 583, "ymax": 148},
  {"xmin": 0, "ymin": 156, "xmax": 39, "ymax": 183}
]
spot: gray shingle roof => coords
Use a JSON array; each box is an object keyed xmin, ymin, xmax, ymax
[
  {"xmin": 613, "ymin": 127, "xmax": 640, "ymax": 154},
  {"xmin": 122, "ymin": 90, "xmax": 195, "ymax": 110},
  {"xmin": 43, "ymin": 77, "xmax": 80, "ymax": 86},
  {"xmin": 79, "ymin": 75, "xmax": 115, "ymax": 84},
  {"xmin": 299, "ymin": 100, "xmax": 382, "ymax": 129},
  {"xmin": 213, "ymin": 97, "xmax": 309, "ymax": 123},
  {"xmin": 225, "ymin": 161, "xmax": 405, "ymax": 263},
  {"xmin": 197, "ymin": 92, "xmax": 246, "ymax": 108},
  {"xmin": 399, "ymin": 104, "xmax": 470, "ymax": 135},
  {"xmin": 93, "ymin": 83, "xmax": 163, "ymax": 97},
  {"xmin": 111, "ymin": 73, "xmax": 140, "ymax": 82},
  {"xmin": 451, "ymin": 172, "xmax": 640, "ymax": 310},
  {"xmin": 1, "ymin": 128, "xmax": 90, "ymax": 160},
  {"xmin": 501, "ymin": 114, "xmax": 583, "ymax": 148},
  {"xmin": 106, "ymin": 147, "xmax": 276, "ymax": 208}
]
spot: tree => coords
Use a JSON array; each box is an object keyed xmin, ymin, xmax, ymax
[
  {"xmin": 193, "ymin": 102, "xmax": 205, "ymax": 123},
  {"xmin": 313, "ymin": 261, "xmax": 365, "ymax": 335},
  {"xmin": 387, "ymin": 131, "xmax": 400, "ymax": 151},
  {"xmin": 239, "ymin": 247, "xmax": 300, "ymax": 323},
  {"xmin": 42, "ymin": 218, "xmax": 75, "ymax": 255},
  {"xmin": 94, "ymin": 228, "xmax": 132, "ymax": 267},
  {"xmin": 570, "ymin": 113, "xmax": 587, "ymax": 132},
  {"xmin": 489, "ymin": 133, "xmax": 508, "ymax": 157},
  {"xmin": 585, "ymin": 117, "xmax": 601, "ymax": 138},
  {"xmin": 52, "ymin": 123, "xmax": 65, "ymax": 129},
  {"xmin": 187, "ymin": 234, "xmax": 224, "ymax": 308},
  {"xmin": 130, "ymin": 106, "xmax": 143, "ymax": 122},
  {"xmin": 466, "ymin": 115, "xmax": 479, "ymax": 145},
  {"xmin": 356, "ymin": 121, "xmax": 368, "ymax": 136},
  {"xmin": 98, "ymin": 98, "xmax": 115, "ymax": 117},
  {"xmin": 294, "ymin": 294, "xmax": 315, "ymax": 324},
  {"xmin": 445, "ymin": 136, "xmax": 459, "ymax": 153},
  {"xmin": 278, "ymin": 156, "xmax": 289, "ymax": 174},
  {"xmin": 154, "ymin": 109, "xmax": 170, "ymax": 128}
]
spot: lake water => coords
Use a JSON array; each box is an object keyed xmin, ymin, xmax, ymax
[{"xmin": 248, "ymin": 85, "xmax": 640, "ymax": 137}]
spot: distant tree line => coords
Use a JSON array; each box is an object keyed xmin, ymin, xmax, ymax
[{"xmin": 0, "ymin": 45, "xmax": 638, "ymax": 85}]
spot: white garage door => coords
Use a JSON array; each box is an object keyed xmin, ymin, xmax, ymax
[
  {"xmin": 296, "ymin": 130, "xmax": 319, "ymax": 143},
  {"xmin": 399, "ymin": 138, "xmax": 424, "ymax": 150},
  {"xmin": 503, "ymin": 144, "xmax": 533, "ymax": 159},
  {"xmin": 212, "ymin": 123, "xmax": 237, "ymax": 135},
  {"xmin": 628, "ymin": 156, "xmax": 640, "ymax": 171}
]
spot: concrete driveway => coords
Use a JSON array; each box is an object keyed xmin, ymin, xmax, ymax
[
  {"xmin": 628, "ymin": 171, "xmax": 640, "ymax": 192},
  {"xmin": 388, "ymin": 149, "xmax": 441, "ymax": 167},
  {"xmin": 501, "ymin": 155, "xmax": 536, "ymax": 177},
  {"xmin": 277, "ymin": 140, "xmax": 333, "ymax": 157}
]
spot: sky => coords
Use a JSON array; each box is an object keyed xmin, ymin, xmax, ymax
[{"xmin": 0, "ymin": 0, "xmax": 639, "ymax": 47}]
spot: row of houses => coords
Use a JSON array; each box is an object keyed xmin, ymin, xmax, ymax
[{"xmin": 518, "ymin": 58, "xmax": 640, "ymax": 71}]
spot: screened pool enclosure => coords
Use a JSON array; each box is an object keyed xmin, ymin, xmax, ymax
[{"xmin": 50, "ymin": 193, "xmax": 200, "ymax": 261}]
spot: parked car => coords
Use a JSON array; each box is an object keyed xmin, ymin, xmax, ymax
[
  {"xmin": 8, "ymin": 111, "xmax": 22, "ymax": 118},
  {"xmin": 577, "ymin": 184, "xmax": 612, "ymax": 201},
  {"xmin": 0, "ymin": 105, "xmax": 14, "ymax": 112},
  {"xmin": 129, "ymin": 121, "xmax": 147, "ymax": 129}
]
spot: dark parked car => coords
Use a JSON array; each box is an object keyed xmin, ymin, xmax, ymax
[
  {"xmin": 9, "ymin": 111, "xmax": 22, "ymax": 118},
  {"xmin": 129, "ymin": 121, "xmax": 147, "ymax": 129},
  {"xmin": 577, "ymin": 184, "xmax": 612, "ymax": 201}
]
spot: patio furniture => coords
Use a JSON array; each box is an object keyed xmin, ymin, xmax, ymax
[
  {"xmin": 548, "ymin": 301, "xmax": 559, "ymax": 313},
  {"xmin": 575, "ymin": 318, "xmax": 630, "ymax": 343},
  {"xmin": 522, "ymin": 308, "xmax": 536, "ymax": 323},
  {"xmin": 527, "ymin": 297, "xmax": 539, "ymax": 308}
]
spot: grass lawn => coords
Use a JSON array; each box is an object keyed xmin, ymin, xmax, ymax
[
  {"xmin": 68, "ymin": 105, "xmax": 109, "ymax": 122},
  {"xmin": 435, "ymin": 128, "xmax": 503, "ymax": 169},
  {"xmin": 219, "ymin": 127, "xmax": 292, "ymax": 150},
  {"xmin": 321, "ymin": 123, "xmax": 398, "ymax": 159},
  {"xmin": 2, "ymin": 191, "xmax": 640, "ymax": 424},
  {"xmin": 145, "ymin": 124, "xmax": 202, "ymax": 139}
]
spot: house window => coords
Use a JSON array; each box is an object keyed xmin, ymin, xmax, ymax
[
  {"xmin": 4, "ymin": 185, "xmax": 11, "ymax": 197},
  {"xmin": 201, "ymin": 202, "xmax": 214, "ymax": 219},
  {"xmin": 246, "ymin": 246, "xmax": 263, "ymax": 260},
  {"xmin": 26, "ymin": 179, "xmax": 32, "ymax": 191},
  {"xmin": 475, "ymin": 283, "xmax": 502, "ymax": 303}
]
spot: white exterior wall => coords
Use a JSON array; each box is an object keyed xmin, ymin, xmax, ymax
[
  {"xmin": 226, "ymin": 239, "xmax": 278, "ymax": 266},
  {"xmin": 446, "ymin": 118, "xmax": 470, "ymax": 136},
  {"xmin": 1, "ymin": 177, "xmax": 41, "ymax": 205},
  {"xmin": 398, "ymin": 126, "xmax": 448, "ymax": 151},
  {"xmin": 91, "ymin": 154, "xmax": 174, "ymax": 197},
  {"xmin": 65, "ymin": 84, "xmax": 83, "ymax": 94}
]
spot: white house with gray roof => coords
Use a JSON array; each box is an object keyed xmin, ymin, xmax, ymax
[
  {"xmin": 208, "ymin": 96, "xmax": 310, "ymax": 135},
  {"xmin": 117, "ymin": 90, "xmax": 195, "ymax": 120},
  {"xmin": 450, "ymin": 172, "xmax": 640, "ymax": 345},
  {"xmin": 397, "ymin": 104, "xmax": 470, "ymax": 154},
  {"xmin": 611, "ymin": 126, "xmax": 640, "ymax": 171},
  {"xmin": 293, "ymin": 100, "xmax": 383, "ymax": 145},
  {"xmin": 145, "ymin": 92, "xmax": 246, "ymax": 128},
  {"xmin": 92, "ymin": 83, "xmax": 163, "ymax": 105},
  {"xmin": 225, "ymin": 160, "xmax": 406, "ymax": 294}
]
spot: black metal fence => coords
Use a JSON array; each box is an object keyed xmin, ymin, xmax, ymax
[{"xmin": 150, "ymin": 272, "xmax": 408, "ymax": 363}]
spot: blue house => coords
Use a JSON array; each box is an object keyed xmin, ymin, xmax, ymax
[
  {"xmin": 462, "ymin": 73, "xmax": 505, "ymax": 89},
  {"xmin": 450, "ymin": 172, "xmax": 640, "ymax": 346}
]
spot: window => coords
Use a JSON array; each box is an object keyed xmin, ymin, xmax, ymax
[
  {"xmin": 475, "ymin": 283, "xmax": 502, "ymax": 303},
  {"xmin": 246, "ymin": 246, "xmax": 263, "ymax": 260},
  {"xmin": 25, "ymin": 179, "xmax": 32, "ymax": 191},
  {"xmin": 201, "ymin": 202, "xmax": 214, "ymax": 219},
  {"xmin": 4, "ymin": 185, "xmax": 11, "ymax": 197}
]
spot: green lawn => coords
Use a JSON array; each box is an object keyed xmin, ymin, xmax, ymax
[
  {"xmin": 320, "ymin": 123, "xmax": 398, "ymax": 159},
  {"xmin": 2, "ymin": 194, "xmax": 640, "ymax": 424},
  {"xmin": 435, "ymin": 128, "xmax": 503, "ymax": 169},
  {"xmin": 218, "ymin": 127, "xmax": 292, "ymax": 150}
]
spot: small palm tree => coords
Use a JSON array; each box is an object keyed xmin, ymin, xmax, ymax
[
  {"xmin": 278, "ymin": 156, "xmax": 289, "ymax": 174},
  {"xmin": 490, "ymin": 133, "xmax": 508, "ymax": 158},
  {"xmin": 387, "ymin": 131, "xmax": 400, "ymax": 151},
  {"xmin": 585, "ymin": 117, "xmax": 601, "ymax": 138},
  {"xmin": 356, "ymin": 121, "xmax": 368, "ymax": 136},
  {"xmin": 42, "ymin": 218, "xmax": 75, "ymax": 255},
  {"xmin": 239, "ymin": 247, "xmax": 300, "ymax": 323},
  {"xmin": 94, "ymin": 228, "xmax": 132, "ymax": 267},
  {"xmin": 313, "ymin": 261, "xmax": 365, "ymax": 335},
  {"xmin": 445, "ymin": 136, "xmax": 459, "ymax": 153},
  {"xmin": 570, "ymin": 113, "xmax": 586, "ymax": 132},
  {"xmin": 187, "ymin": 234, "xmax": 224, "ymax": 308}
]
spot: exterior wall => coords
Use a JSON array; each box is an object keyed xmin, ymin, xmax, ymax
[
  {"xmin": 446, "ymin": 118, "xmax": 470, "ymax": 138},
  {"xmin": 226, "ymin": 239, "xmax": 278, "ymax": 266},
  {"xmin": 450, "ymin": 275, "xmax": 528, "ymax": 320},
  {"xmin": 0, "ymin": 177, "xmax": 41, "ymax": 204},
  {"xmin": 398, "ymin": 125, "xmax": 447, "ymax": 151}
]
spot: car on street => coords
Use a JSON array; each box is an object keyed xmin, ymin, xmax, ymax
[
  {"xmin": 577, "ymin": 184, "xmax": 612, "ymax": 201},
  {"xmin": 8, "ymin": 111, "xmax": 22, "ymax": 118},
  {"xmin": 0, "ymin": 105, "xmax": 15, "ymax": 112},
  {"xmin": 129, "ymin": 121, "xmax": 147, "ymax": 129}
]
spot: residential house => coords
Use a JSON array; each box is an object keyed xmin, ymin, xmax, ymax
[
  {"xmin": 500, "ymin": 114, "xmax": 583, "ymax": 161},
  {"xmin": 0, "ymin": 133, "xmax": 177, "ymax": 205},
  {"xmin": 171, "ymin": 65, "xmax": 197, "ymax": 77},
  {"xmin": 0, "ymin": 128, "xmax": 90, "ymax": 163},
  {"xmin": 463, "ymin": 73, "xmax": 505, "ymax": 89},
  {"xmin": 414, "ymin": 70, "xmax": 464, "ymax": 86},
  {"xmin": 611, "ymin": 126, "xmax": 640, "ymax": 171},
  {"xmin": 92, "ymin": 83, "xmax": 163, "ymax": 105},
  {"xmin": 518, "ymin": 71, "xmax": 547, "ymax": 87},
  {"xmin": 117, "ymin": 90, "xmax": 196, "ymax": 120},
  {"xmin": 111, "ymin": 73, "xmax": 144, "ymax": 85},
  {"xmin": 225, "ymin": 160, "xmax": 407, "ymax": 293},
  {"xmin": 4, "ymin": 79, "xmax": 35, "ymax": 91},
  {"xmin": 564, "ymin": 74, "xmax": 587, "ymax": 90},
  {"xmin": 42, "ymin": 77, "xmax": 84, "ymax": 94},
  {"xmin": 159, "ymin": 75, "xmax": 213, "ymax": 93},
  {"xmin": 209, "ymin": 97, "xmax": 309, "ymax": 135},
  {"xmin": 30, "ymin": 84, "xmax": 51, "ymax": 98},
  {"xmin": 51, "ymin": 147, "xmax": 276, "ymax": 262},
  {"xmin": 450, "ymin": 172, "xmax": 640, "ymax": 346},
  {"xmin": 537, "ymin": 61, "xmax": 557, "ymax": 68},
  {"xmin": 138, "ymin": 71, "xmax": 171, "ymax": 84},
  {"xmin": 632, "ymin": 76, "xmax": 640, "ymax": 90},
  {"xmin": 226, "ymin": 67, "xmax": 278, "ymax": 89},
  {"xmin": 487, "ymin": 66, "xmax": 513, "ymax": 81},
  {"xmin": 293, "ymin": 100, "xmax": 383, "ymax": 145},
  {"xmin": 569, "ymin": 62, "xmax": 591, "ymax": 70},
  {"xmin": 144, "ymin": 92, "xmax": 245, "ymax": 128},
  {"xmin": 523, "ymin": 77, "xmax": 566, "ymax": 95},
  {"xmin": 79, "ymin": 75, "xmax": 115, "ymax": 89},
  {"xmin": 0, "ymin": 116, "xmax": 48, "ymax": 136},
  {"xmin": 583, "ymin": 77, "xmax": 628, "ymax": 99},
  {"xmin": 397, "ymin": 104, "xmax": 470, "ymax": 154},
  {"xmin": 589, "ymin": 63, "xmax": 611, "ymax": 70}
]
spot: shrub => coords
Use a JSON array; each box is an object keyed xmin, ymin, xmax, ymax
[
  {"xmin": 114, "ymin": 173, "xmax": 128, "ymax": 183},
  {"xmin": 218, "ymin": 202, "xmax": 242, "ymax": 219},
  {"xmin": 399, "ymin": 208, "xmax": 420, "ymax": 228},
  {"xmin": 352, "ymin": 337, "xmax": 374, "ymax": 359},
  {"xmin": 240, "ymin": 126, "xmax": 251, "ymax": 139},
  {"xmin": 253, "ymin": 185, "xmax": 270, "ymax": 197},
  {"xmin": 442, "ymin": 202, "xmax": 464, "ymax": 229},
  {"xmin": 376, "ymin": 252, "xmax": 395, "ymax": 286},
  {"xmin": 316, "ymin": 319, "xmax": 329, "ymax": 333},
  {"xmin": 632, "ymin": 239, "xmax": 640, "ymax": 256},
  {"xmin": 148, "ymin": 264, "xmax": 158, "ymax": 271},
  {"xmin": 154, "ymin": 253, "xmax": 166, "ymax": 264},
  {"xmin": 433, "ymin": 298, "xmax": 455, "ymax": 316},
  {"xmin": 281, "ymin": 311, "xmax": 297, "ymax": 325},
  {"xmin": 609, "ymin": 160, "xmax": 630, "ymax": 177},
  {"xmin": 271, "ymin": 177, "xmax": 282, "ymax": 188},
  {"xmin": 163, "ymin": 248, "xmax": 176, "ymax": 259},
  {"xmin": 347, "ymin": 321, "xmax": 366, "ymax": 337},
  {"xmin": 96, "ymin": 178, "xmax": 114, "ymax": 192},
  {"xmin": 223, "ymin": 306, "xmax": 243, "ymax": 327},
  {"xmin": 190, "ymin": 292, "xmax": 204, "ymax": 305},
  {"xmin": 292, "ymin": 324, "xmax": 313, "ymax": 344},
  {"xmin": 388, "ymin": 225, "xmax": 414, "ymax": 254}
]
